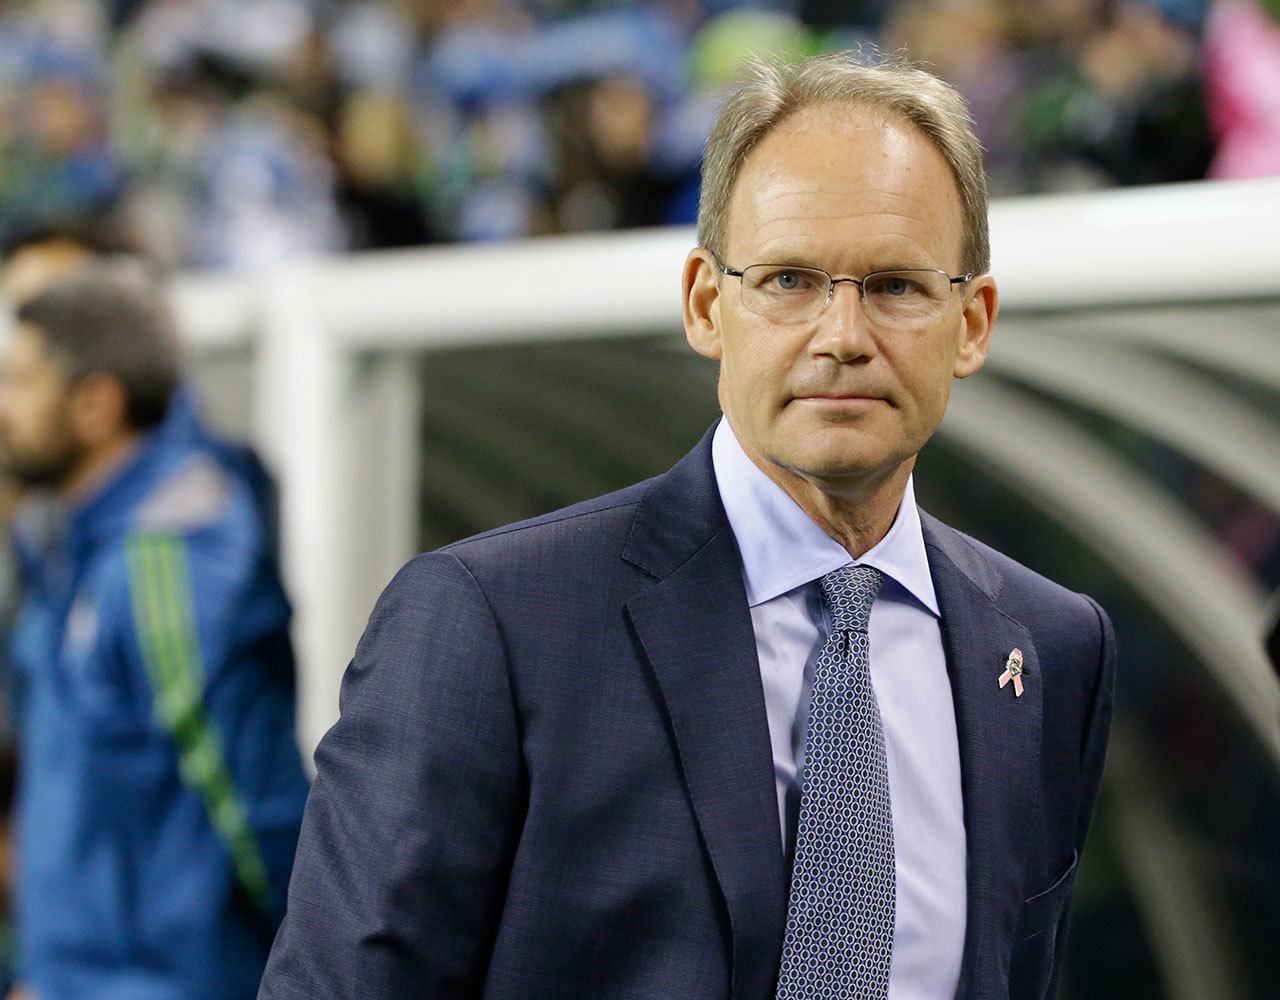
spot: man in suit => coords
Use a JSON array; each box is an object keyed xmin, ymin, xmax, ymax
[{"xmin": 260, "ymin": 51, "xmax": 1115, "ymax": 1000}]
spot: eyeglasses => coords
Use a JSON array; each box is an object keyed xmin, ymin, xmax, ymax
[{"xmin": 717, "ymin": 260, "xmax": 974, "ymax": 328}]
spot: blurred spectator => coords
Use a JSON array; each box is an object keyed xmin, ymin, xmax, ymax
[
  {"xmin": 545, "ymin": 75, "xmax": 672, "ymax": 232},
  {"xmin": 334, "ymin": 88, "xmax": 437, "ymax": 249},
  {"xmin": 1203, "ymin": 0, "xmax": 1280, "ymax": 178},
  {"xmin": 0, "ymin": 224, "xmax": 282, "ymax": 554},
  {"xmin": 0, "ymin": 221, "xmax": 143, "ymax": 770},
  {"xmin": 0, "ymin": 1, "xmax": 122, "ymax": 243},
  {"xmin": 0, "ymin": 0, "xmax": 1271, "ymax": 267},
  {"xmin": 0, "ymin": 264, "xmax": 309, "ymax": 999},
  {"xmin": 884, "ymin": 0, "xmax": 1214, "ymax": 192}
]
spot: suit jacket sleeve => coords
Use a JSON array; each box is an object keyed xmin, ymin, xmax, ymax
[
  {"xmin": 1046, "ymin": 594, "xmax": 1117, "ymax": 996},
  {"xmin": 259, "ymin": 550, "xmax": 526, "ymax": 999}
]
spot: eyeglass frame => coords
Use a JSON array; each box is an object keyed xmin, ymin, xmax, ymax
[{"xmin": 714, "ymin": 258, "xmax": 976, "ymax": 325}]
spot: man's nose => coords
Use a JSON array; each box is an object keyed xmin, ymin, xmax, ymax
[{"xmin": 810, "ymin": 281, "xmax": 877, "ymax": 362}]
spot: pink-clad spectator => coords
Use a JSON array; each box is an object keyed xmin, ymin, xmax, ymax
[{"xmin": 1204, "ymin": 0, "xmax": 1280, "ymax": 177}]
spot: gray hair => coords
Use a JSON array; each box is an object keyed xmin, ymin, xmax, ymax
[
  {"xmin": 696, "ymin": 49, "xmax": 990, "ymax": 275},
  {"xmin": 16, "ymin": 260, "xmax": 183, "ymax": 430}
]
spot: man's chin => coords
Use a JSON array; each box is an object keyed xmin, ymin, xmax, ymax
[
  {"xmin": 770, "ymin": 427, "xmax": 901, "ymax": 481},
  {"xmin": 770, "ymin": 445, "xmax": 902, "ymax": 487}
]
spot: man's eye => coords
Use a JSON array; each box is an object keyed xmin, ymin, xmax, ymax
[
  {"xmin": 884, "ymin": 277, "xmax": 913, "ymax": 296},
  {"xmin": 772, "ymin": 271, "xmax": 806, "ymax": 291}
]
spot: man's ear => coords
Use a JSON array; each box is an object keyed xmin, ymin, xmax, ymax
[
  {"xmin": 683, "ymin": 248, "xmax": 723, "ymax": 361},
  {"xmin": 953, "ymin": 274, "xmax": 998, "ymax": 379},
  {"xmin": 68, "ymin": 373, "xmax": 131, "ymax": 446}
]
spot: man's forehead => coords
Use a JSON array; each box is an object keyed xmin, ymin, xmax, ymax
[
  {"xmin": 747, "ymin": 102, "xmax": 920, "ymax": 175},
  {"xmin": 725, "ymin": 103, "xmax": 964, "ymax": 266}
]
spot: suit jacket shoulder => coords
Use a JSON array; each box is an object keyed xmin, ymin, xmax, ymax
[
  {"xmin": 920, "ymin": 509, "xmax": 1110, "ymax": 662},
  {"xmin": 446, "ymin": 479, "xmax": 652, "ymax": 552}
]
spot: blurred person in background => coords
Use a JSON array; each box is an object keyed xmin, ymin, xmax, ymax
[
  {"xmin": 0, "ymin": 223, "xmax": 134, "ymax": 691},
  {"xmin": 543, "ymin": 74, "xmax": 673, "ymax": 233},
  {"xmin": 0, "ymin": 1, "xmax": 122, "ymax": 253},
  {"xmin": 1203, "ymin": 0, "xmax": 1280, "ymax": 178},
  {"xmin": 0, "ymin": 224, "xmax": 282, "ymax": 554},
  {"xmin": 0, "ymin": 226, "xmax": 146, "ymax": 997},
  {"xmin": 0, "ymin": 264, "xmax": 309, "ymax": 1000},
  {"xmin": 260, "ymin": 51, "xmax": 1115, "ymax": 1000}
]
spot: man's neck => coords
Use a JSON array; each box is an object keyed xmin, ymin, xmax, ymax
[
  {"xmin": 60, "ymin": 432, "xmax": 142, "ymax": 502},
  {"xmin": 744, "ymin": 444, "xmax": 914, "ymax": 559}
]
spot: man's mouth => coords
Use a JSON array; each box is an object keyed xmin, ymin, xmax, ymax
[{"xmin": 792, "ymin": 392, "xmax": 886, "ymax": 406}]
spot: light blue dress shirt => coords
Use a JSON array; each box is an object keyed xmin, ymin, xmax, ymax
[{"xmin": 711, "ymin": 418, "xmax": 967, "ymax": 1000}]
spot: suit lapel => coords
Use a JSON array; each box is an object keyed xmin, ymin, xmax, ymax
[
  {"xmin": 623, "ymin": 430, "xmax": 788, "ymax": 1000},
  {"xmin": 922, "ymin": 514, "xmax": 1043, "ymax": 999}
]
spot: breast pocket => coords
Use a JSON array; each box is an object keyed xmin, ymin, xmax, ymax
[{"xmin": 1009, "ymin": 849, "xmax": 1079, "ymax": 1000}]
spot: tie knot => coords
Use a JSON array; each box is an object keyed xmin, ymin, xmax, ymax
[{"xmin": 819, "ymin": 564, "xmax": 884, "ymax": 633}]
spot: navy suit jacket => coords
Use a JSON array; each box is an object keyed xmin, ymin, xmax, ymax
[{"xmin": 260, "ymin": 429, "xmax": 1116, "ymax": 1000}]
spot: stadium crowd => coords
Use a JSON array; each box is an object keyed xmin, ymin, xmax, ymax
[{"xmin": 3, "ymin": 0, "xmax": 1278, "ymax": 272}]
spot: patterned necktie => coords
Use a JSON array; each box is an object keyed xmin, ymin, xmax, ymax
[{"xmin": 775, "ymin": 564, "xmax": 895, "ymax": 1000}]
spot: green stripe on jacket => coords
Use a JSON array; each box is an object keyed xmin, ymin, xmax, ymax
[{"xmin": 125, "ymin": 533, "xmax": 273, "ymax": 915}]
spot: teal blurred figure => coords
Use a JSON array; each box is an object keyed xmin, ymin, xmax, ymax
[{"xmin": 0, "ymin": 264, "xmax": 308, "ymax": 1000}]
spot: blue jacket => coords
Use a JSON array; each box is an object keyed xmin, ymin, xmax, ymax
[{"xmin": 10, "ymin": 424, "xmax": 309, "ymax": 1000}]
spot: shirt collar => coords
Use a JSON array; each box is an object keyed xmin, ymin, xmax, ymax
[{"xmin": 711, "ymin": 417, "xmax": 939, "ymax": 616}]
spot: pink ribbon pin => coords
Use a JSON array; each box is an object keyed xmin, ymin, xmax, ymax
[{"xmin": 998, "ymin": 648, "xmax": 1026, "ymax": 697}]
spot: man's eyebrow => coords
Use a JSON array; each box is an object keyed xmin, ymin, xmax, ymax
[
  {"xmin": 746, "ymin": 250, "xmax": 824, "ymax": 268},
  {"xmin": 745, "ymin": 252, "xmax": 937, "ymax": 274}
]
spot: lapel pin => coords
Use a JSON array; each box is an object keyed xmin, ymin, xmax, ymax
[{"xmin": 999, "ymin": 648, "xmax": 1026, "ymax": 697}]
